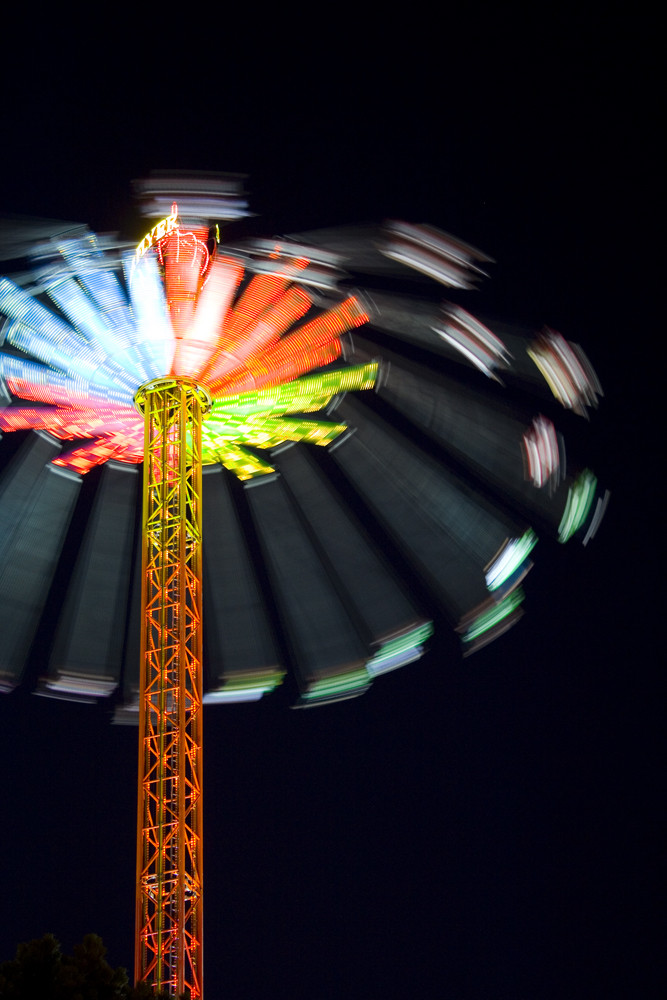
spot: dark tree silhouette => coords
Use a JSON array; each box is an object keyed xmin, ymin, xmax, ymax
[{"xmin": 0, "ymin": 934, "xmax": 183, "ymax": 999}]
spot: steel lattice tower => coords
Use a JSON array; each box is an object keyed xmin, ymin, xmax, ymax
[{"xmin": 134, "ymin": 378, "xmax": 210, "ymax": 997}]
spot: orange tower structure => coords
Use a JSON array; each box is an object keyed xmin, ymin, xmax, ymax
[
  {"xmin": 126, "ymin": 201, "xmax": 370, "ymax": 997},
  {"xmin": 134, "ymin": 378, "xmax": 210, "ymax": 998},
  {"xmin": 133, "ymin": 211, "xmax": 213, "ymax": 997}
]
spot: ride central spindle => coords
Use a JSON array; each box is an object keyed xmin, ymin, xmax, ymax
[{"xmin": 134, "ymin": 377, "xmax": 211, "ymax": 999}]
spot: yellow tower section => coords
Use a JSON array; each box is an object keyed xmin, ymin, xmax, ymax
[{"xmin": 134, "ymin": 377, "xmax": 211, "ymax": 999}]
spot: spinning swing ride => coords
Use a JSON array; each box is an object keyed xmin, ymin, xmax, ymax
[{"xmin": 0, "ymin": 174, "xmax": 607, "ymax": 998}]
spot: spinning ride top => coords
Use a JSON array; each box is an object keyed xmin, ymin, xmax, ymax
[{"xmin": 0, "ymin": 176, "xmax": 607, "ymax": 998}]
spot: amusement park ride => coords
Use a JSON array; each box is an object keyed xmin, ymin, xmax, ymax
[{"xmin": 0, "ymin": 174, "xmax": 607, "ymax": 997}]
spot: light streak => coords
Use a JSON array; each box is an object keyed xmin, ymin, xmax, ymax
[
  {"xmin": 558, "ymin": 470, "xmax": 598, "ymax": 543},
  {"xmin": 485, "ymin": 530, "xmax": 538, "ymax": 592}
]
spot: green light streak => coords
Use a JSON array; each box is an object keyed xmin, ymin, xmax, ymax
[
  {"xmin": 210, "ymin": 444, "xmax": 276, "ymax": 480},
  {"xmin": 486, "ymin": 529, "xmax": 538, "ymax": 591},
  {"xmin": 206, "ymin": 669, "xmax": 285, "ymax": 702},
  {"xmin": 558, "ymin": 470, "xmax": 597, "ymax": 543},
  {"xmin": 298, "ymin": 666, "xmax": 371, "ymax": 703},
  {"xmin": 201, "ymin": 363, "xmax": 378, "ymax": 479},
  {"xmin": 210, "ymin": 363, "xmax": 378, "ymax": 417},
  {"xmin": 367, "ymin": 622, "xmax": 434, "ymax": 675},
  {"xmin": 462, "ymin": 589, "xmax": 525, "ymax": 644},
  {"xmin": 204, "ymin": 416, "xmax": 347, "ymax": 453}
]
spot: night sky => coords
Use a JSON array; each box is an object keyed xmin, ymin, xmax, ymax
[{"xmin": 0, "ymin": 9, "xmax": 659, "ymax": 999}]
